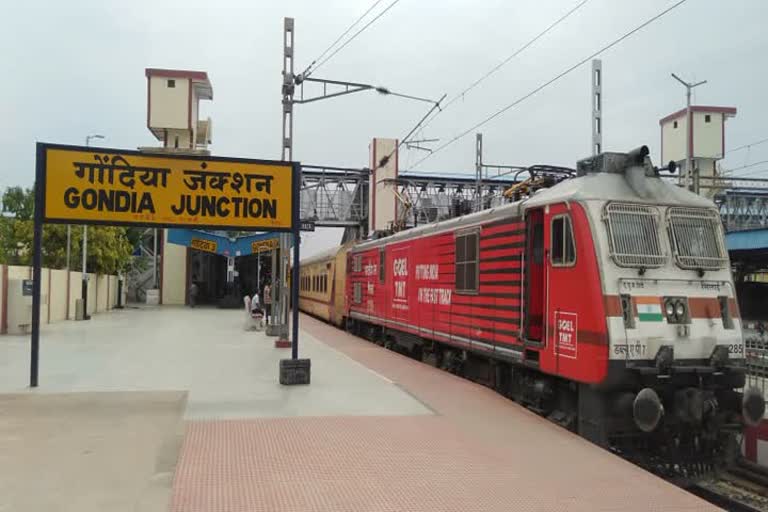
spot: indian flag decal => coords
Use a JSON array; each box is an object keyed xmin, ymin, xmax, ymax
[{"xmin": 635, "ymin": 296, "xmax": 664, "ymax": 322}]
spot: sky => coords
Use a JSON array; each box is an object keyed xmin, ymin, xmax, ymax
[{"xmin": 2, "ymin": 0, "xmax": 767, "ymax": 257}]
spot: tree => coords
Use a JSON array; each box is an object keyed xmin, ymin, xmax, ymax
[
  {"xmin": 1, "ymin": 186, "xmax": 34, "ymax": 220},
  {"xmin": 0, "ymin": 187, "xmax": 134, "ymax": 273}
]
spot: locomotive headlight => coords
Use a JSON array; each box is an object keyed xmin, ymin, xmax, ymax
[{"xmin": 664, "ymin": 297, "xmax": 689, "ymax": 324}]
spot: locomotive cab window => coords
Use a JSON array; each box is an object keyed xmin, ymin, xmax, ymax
[
  {"xmin": 667, "ymin": 207, "xmax": 727, "ymax": 270},
  {"xmin": 455, "ymin": 229, "xmax": 479, "ymax": 294},
  {"xmin": 603, "ymin": 203, "xmax": 666, "ymax": 268},
  {"xmin": 550, "ymin": 215, "xmax": 576, "ymax": 266}
]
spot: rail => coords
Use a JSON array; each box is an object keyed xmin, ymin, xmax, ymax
[{"xmin": 692, "ymin": 458, "xmax": 768, "ymax": 512}]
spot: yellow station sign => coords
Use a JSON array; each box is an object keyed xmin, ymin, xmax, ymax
[
  {"xmin": 252, "ymin": 238, "xmax": 279, "ymax": 253},
  {"xmin": 190, "ymin": 238, "xmax": 218, "ymax": 253},
  {"xmin": 40, "ymin": 145, "xmax": 295, "ymax": 230}
]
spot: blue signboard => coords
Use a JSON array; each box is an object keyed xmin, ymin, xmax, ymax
[{"xmin": 166, "ymin": 229, "xmax": 285, "ymax": 257}]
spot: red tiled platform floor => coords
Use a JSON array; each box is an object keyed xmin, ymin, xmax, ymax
[{"xmin": 170, "ymin": 315, "xmax": 716, "ymax": 512}]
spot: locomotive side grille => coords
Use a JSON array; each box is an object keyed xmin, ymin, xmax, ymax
[
  {"xmin": 667, "ymin": 207, "xmax": 727, "ymax": 270},
  {"xmin": 603, "ymin": 203, "xmax": 666, "ymax": 268}
]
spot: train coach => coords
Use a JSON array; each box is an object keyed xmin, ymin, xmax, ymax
[
  {"xmin": 300, "ymin": 147, "xmax": 765, "ymax": 470},
  {"xmin": 297, "ymin": 242, "xmax": 354, "ymax": 326}
]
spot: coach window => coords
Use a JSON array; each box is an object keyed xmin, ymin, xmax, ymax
[
  {"xmin": 551, "ymin": 215, "xmax": 576, "ymax": 266},
  {"xmin": 455, "ymin": 229, "xmax": 479, "ymax": 294},
  {"xmin": 379, "ymin": 248, "xmax": 385, "ymax": 284},
  {"xmin": 353, "ymin": 254, "xmax": 362, "ymax": 272}
]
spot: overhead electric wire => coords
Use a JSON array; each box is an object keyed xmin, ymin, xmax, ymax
[
  {"xmin": 730, "ymin": 168, "xmax": 768, "ymax": 178},
  {"xmin": 374, "ymin": 94, "xmax": 448, "ymax": 171},
  {"xmin": 301, "ymin": 0, "xmax": 386, "ymax": 78},
  {"xmin": 420, "ymin": 0, "xmax": 591, "ymax": 131},
  {"xmin": 308, "ymin": 0, "xmax": 402, "ymax": 76},
  {"xmin": 410, "ymin": 0, "xmax": 691, "ymax": 170},
  {"xmin": 726, "ymin": 160, "xmax": 768, "ymax": 173},
  {"xmin": 726, "ymin": 137, "xmax": 768, "ymax": 155}
]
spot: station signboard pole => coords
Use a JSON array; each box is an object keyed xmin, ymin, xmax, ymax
[{"xmin": 30, "ymin": 145, "xmax": 45, "ymax": 387}]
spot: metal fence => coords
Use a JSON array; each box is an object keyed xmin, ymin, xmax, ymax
[{"xmin": 745, "ymin": 334, "xmax": 767, "ymax": 396}]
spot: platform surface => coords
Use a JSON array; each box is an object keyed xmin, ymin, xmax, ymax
[
  {"xmin": 0, "ymin": 307, "xmax": 429, "ymax": 420},
  {"xmin": 0, "ymin": 307, "xmax": 718, "ymax": 511}
]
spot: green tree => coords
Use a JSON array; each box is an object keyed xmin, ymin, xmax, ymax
[
  {"xmin": 0, "ymin": 187, "xmax": 134, "ymax": 273},
  {"xmin": 1, "ymin": 186, "xmax": 34, "ymax": 220}
]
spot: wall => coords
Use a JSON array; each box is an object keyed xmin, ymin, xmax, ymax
[
  {"xmin": 692, "ymin": 111, "xmax": 724, "ymax": 159},
  {"xmin": 166, "ymin": 128, "xmax": 192, "ymax": 150},
  {"xmin": 96, "ymin": 275, "xmax": 109, "ymax": 312},
  {"xmin": 369, "ymin": 138, "xmax": 399, "ymax": 233},
  {"xmin": 662, "ymin": 111, "xmax": 727, "ymax": 167},
  {"xmin": 191, "ymin": 93, "xmax": 199, "ymax": 144},
  {"xmin": 49, "ymin": 270, "xmax": 68, "ymax": 323},
  {"xmin": 661, "ymin": 113, "xmax": 687, "ymax": 166},
  {"xmin": 149, "ymin": 76, "xmax": 189, "ymax": 130},
  {"xmin": 68, "ymin": 271, "xmax": 81, "ymax": 320},
  {"xmin": 1, "ymin": 265, "xmax": 119, "ymax": 335},
  {"xmin": 108, "ymin": 275, "xmax": 118, "ymax": 309},
  {"xmin": 161, "ymin": 229, "xmax": 188, "ymax": 305},
  {"xmin": 86, "ymin": 274, "xmax": 96, "ymax": 316}
]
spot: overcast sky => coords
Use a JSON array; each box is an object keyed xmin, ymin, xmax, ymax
[{"xmin": 2, "ymin": 0, "xmax": 767, "ymax": 257}]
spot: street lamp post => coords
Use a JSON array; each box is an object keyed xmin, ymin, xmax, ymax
[{"xmin": 80, "ymin": 134, "xmax": 105, "ymax": 320}]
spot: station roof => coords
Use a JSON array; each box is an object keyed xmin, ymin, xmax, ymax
[
  {"xmin": 145, "ymin": 68, "xmax": 213, "ymax": 100},
  {"xmin": 659, "ymin": 105, "xmax": 737, "ymax": 125},
  {"xmin": 726, "ymin": 228, "xmax": 768, "ymax": 252}
]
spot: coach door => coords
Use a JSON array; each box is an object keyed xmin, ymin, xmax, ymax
[{"xmin": 523, "ymin": 208, "xmax": 546, "ymax": 343}]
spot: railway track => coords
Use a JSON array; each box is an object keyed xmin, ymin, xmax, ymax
[{"xmin": 691, "ymin": 458, "xmax": 768, "ymax": 511}]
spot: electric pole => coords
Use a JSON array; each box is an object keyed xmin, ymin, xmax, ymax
[
  {"xmin": 475, "ymin": 133, "xmax": 483, "ymax": 212},
  {"xmin": 272, "ymin": 16, "xmax": 443, "ymax": 348},
  {"xmin": 671, "ymin": 73, "xmax": 706, "ymax": 191},
  {"xmin": 592, "ymin": 59, "xmax": 602, "ymax": 155},
  {"xmin": 80, "ymin": 133, "xmax": 105, "ymax": 320},
  {"xmin": 268, "ymin": 17, "xmax": 296, "ymax": 347}
]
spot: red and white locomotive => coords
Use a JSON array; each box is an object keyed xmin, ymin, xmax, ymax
[{"xmin": 301, "ymin": 146, "xmax": 765, "ymax": 467}]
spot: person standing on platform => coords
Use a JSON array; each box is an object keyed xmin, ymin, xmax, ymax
[
  {"xmin": 188, "ymin": 281, "xmax": 199, "ymax": 308},
  {"xmin": 251, "ymin": 290, "xmax": 261, "ymax": 315},
  {"xmin": 263, "ymin": 281, "xmax": 272, "ymax": 325}
]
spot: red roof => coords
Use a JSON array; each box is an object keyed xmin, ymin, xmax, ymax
[
  {"xmin": 659, "ymin": 105, "xmax": 737, "ymax": 125},
  {"xmin": 145, "ymin": 68, "xmax": 209, "ymax": 81},
  {"xmin": 145, "ymin": 68, "xmax": 213, "ymax": 100}
]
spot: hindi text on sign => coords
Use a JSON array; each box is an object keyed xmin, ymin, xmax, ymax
[{"xmin": 41, "ymin": 146, "xmax": 294, "ymax": 230}]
